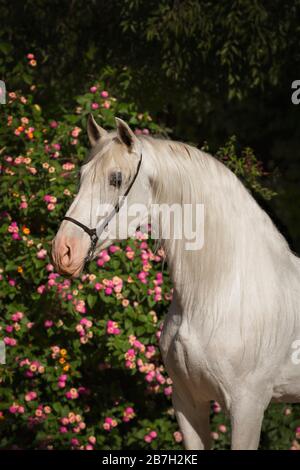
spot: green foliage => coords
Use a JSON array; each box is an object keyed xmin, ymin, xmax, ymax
[
  {"xmin": 204, "ymin": 136, "xmax": 277, "ymax": 200},
  {"xmin": 0, "ymin": 60, "xmax": 299, "ymax": 450}
]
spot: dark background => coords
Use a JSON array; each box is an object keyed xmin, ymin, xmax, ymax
[{"xmin": 1, "ymin": 0, "xmax": 300, "ymax": 252}]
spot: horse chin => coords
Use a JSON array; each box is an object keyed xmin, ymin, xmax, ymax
[
  {"xmin": 56, "ymin": 264, "xmax": 83, "ymax": 279},
  {"xmin": 70, "ymin": 267, "xmax": 84, "ymax": 278}
]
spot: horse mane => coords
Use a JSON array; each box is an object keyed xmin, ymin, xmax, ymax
[{"xmin": 139, "ymin": 135, "xmax": 300, "ymax": 366}]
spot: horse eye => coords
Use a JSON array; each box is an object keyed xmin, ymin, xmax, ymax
[{"xmin": 109, "ymin": 171, "xmax": 122, "ymax": 188}]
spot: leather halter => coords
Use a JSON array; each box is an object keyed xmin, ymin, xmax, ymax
[{"xmin": 62, "ymin": 152, "xmax": 143, "ymax": 265}]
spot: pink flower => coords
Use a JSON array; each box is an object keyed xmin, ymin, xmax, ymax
[
  {"xmin": 8, "ymin": 221, "xmax": 19, "ymax": 233},
  {"xmin": 37, "ymin": 249, "xmax": 47, "ymax": 259},
  {"xmin": 25, "ymin": 391, "xmax": 37, "ymax": 401},
  {"xmin": 101, "ymin": 91, "xmax": 109, "ymax": 98},
  {"xmin": 213, "ymin": 401, "xmax": 221, "ymax": 413},
  {"xmin": 219, "ymin": 424, "xmax": 227, "ymax": 433},
  {"xmin": 4, "ymin": 337, "xmax": 17, "ymax": 346},
  {"xmin": 109, "ymin": 245, "xmax": 119, "ymax": 253},
  {"xmin": 71, "ymin": 127, "xmax": 81, "ymax": 138},
  {"xmin": 62, "ymin": 162, "xmax": 75, "ymax": 171},
  {"xmin": 94, "ymin": 282, "xmax": 103, "ymax": 291},
  {"xmin": 103, "ymin": 416, "xmax": 118, "ymax": 431},
  {"xmin": 125, "ymin": 349, "xmax": 135, "ymax": 360},
  {"xmin": 49, "ymin": 120, "xmax": 58, "ymax": 128},
  {"xmin": 164, "ymin": 386, "xmax": 172, "ymax": 396},
  {"xmin": 9, "ymin": 405, "xmax": 19, "ymax": 414},
  {"xmin": 44, "ymin": 320, "xmax": 53, "ymax": 328},
  {"xmin": 91, "ymin": 103, "xmax": 99, "ymax": 110},
  {"xmin": 173, "ymin": 431, "xmax": 183, "ymax": 443},
  {"xmin": 90, "ymin": 86, "xmax": 97, "ymax": 93},
  {"xmin": 11, "ymin": 311, "xmax": 23, "ymax": 322},
  {"xmin": 106, "ymin": 320, "xmax": 120, "ymax": 335},
  {"xmin": 145, "ymin": 371, "xmax": 155, "ymax": 383},
  {"xmin": 123, "ymin": 407, "xmax": 135, "ymax": 422},
  {"xmin": 66, "ymin": 388, "xmax": 79, "ymax": 399}
]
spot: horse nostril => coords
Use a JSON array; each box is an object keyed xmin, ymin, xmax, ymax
[{"xmin": 62, "ymin": 244, "xmax": 72, "ymax": 265}]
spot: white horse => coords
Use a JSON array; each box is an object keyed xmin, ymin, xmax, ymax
[{"xmin": 52, "ymin": 115, "xmax": 300, "ymax": 450}]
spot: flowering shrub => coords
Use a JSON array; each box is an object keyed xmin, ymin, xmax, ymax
[{"xmin": 0, "ymin": 56, "xmax": 299, "ymax": 450}]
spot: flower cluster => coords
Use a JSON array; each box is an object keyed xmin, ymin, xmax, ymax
[
  {"xmin": 103, "ymin": 417, "xmax": 118, "ymax": 431},
  {"xmin": 43, "ymin": 194, "xmax": 57, "ymax": 211}
]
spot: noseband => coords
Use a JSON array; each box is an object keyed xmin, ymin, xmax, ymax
[{"xmin": 62, "ymin": 152, "xmax": 143, "ymax": 265}]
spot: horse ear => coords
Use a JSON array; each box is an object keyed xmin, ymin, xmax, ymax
[
  {"xmin": 87, "ymin": 114, "xmax": 107, "ymax": 147},
  {"xmin": 115, "ymin": 117, "xmax": 137, "ymax": 150}
]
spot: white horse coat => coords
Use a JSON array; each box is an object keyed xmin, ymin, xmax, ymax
[{"xmin": 52, "ymin": 116, "xmax": 300, "ymax": 449}]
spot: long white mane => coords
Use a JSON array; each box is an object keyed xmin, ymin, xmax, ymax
[{"xmin": 140, "ymin": 135, "xmax": 300, "ymax": 368}]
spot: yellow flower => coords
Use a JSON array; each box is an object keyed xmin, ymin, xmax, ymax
[
  {"xmin": 63, "ymin": 364, "xmax": 70, "ymax": 372},
  {"xmin": 23, "ymin": 227, "xmax": 30, "ymax": 235},
  {"xmin": 59, "ymin": 357, "xmax": 65, "ymax": 364},
  {"xmin": 17, "ymin": 266, "xmax": 23, "ymax": 273},
  {"xmin": 60, "ymin": 349, "xmax": 67, "ymax": 356}
]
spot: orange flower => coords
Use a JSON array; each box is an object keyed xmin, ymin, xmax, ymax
[{"xmin": 17, "ymin": 266, "xmax": 23, "ymax": 273}]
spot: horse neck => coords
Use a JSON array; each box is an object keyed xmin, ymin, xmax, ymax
[{"xmin": 145, "ymin": 137, "xmax": 288, "ymax": 315}]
